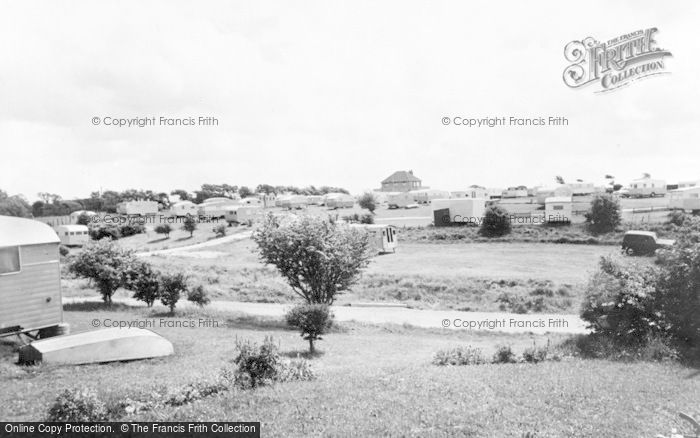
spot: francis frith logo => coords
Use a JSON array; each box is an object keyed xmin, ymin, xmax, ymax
[{"xmin": 563, "ymin": 28, "xmax": 672, "ymax": 92}]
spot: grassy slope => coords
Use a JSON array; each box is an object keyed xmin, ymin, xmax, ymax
[{"xmin": 1, "ymin": 308, "xmax": 697, "ymax": 437}]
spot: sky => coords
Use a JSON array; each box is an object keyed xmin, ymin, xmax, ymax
[{"xmin": 1, "ymin": 1, "xmax": 699, "ymax": 201}]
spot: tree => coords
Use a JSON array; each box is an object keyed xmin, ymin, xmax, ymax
[
  {"xmin": 238, "ymin": 186, "xmax": 253, "ymax": 198},
  {"xmin": 0, "ymin": 193, "xmax": 32, "ymax": 218},
  {"xmin": 132, "ymin": 262, "xmax": 161, "ymax": 307},
  {"xmin": 170, "ymin": 189, "xmax": 191, "ymax": 202},
  {"xmin": 155, "ymin": 224, "xmax": 172, "ymax": 238},
  {"xmin": 160, "ymin": 272, "xmax": 189, "ymax": 314},
  {"xmin": 585, "ymin": 194, "xmax": 621, "ymax": 234},
  {"xmin": 76, "ymin": 213, "xmax": 91, "ymax": 226},
  {"xmin": 286, "ymin": 304, "xmax": 334, "ymax": 353},
  {"xmin": 69, "ymin": 239, "xmax": 141, "ymax": 305},
  {"xmin": 479, "ymin": 205, "xmax": 512, "ymax": 237},
  {"xmin": 358, "ymin": 192, "xmax": 377, "ymax": 214},
  {"xmin": 182, "ymin": 215, "xmax": 197, "ymax": 237},
  {"xmin": 252, "ymin": 214, "xmax": 372, "ymax": 304}
]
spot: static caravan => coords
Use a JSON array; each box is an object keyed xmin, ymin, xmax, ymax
[
  {"xmin": 387, "ymin": 192, "xmax": 414, "ymax": 209},
  {"xmin": 307, "ymin": 195, "xmax": 324, "ymax": 206},
  {"xmin": 677, "ymin": 180, "xmax": 699, "ymax": 189},
  {"xmin": 225, "ymin": 205, "xmax": 263, "ymax": 224},
  {"xmin": 568, "ymin": 182, "xmax": 596, "ymax": 196},
  {"xmin": 288, "ymin": 195, "xmax": 309, "ymax": 209},
  {"xmin": 669, "ymin": 186, "xmax": 700, "ymax": 212},
  {"xmin": 486, "ymin": 188, "xmax": 504, "ymax": 199},
  {"xmin": 116, "ymin": 200, "xmax": 159, "ymax": 216},
  {"xmin": 168, "ymin": 201, "xmax": 198, "ymax": 217},
  {"xmin": 544, "ymin": 196, "xmax": 573, "ymax": 224},
  {"xmin": 410, "ymin": 189, "xmax": 451, "ymax": 204},
  {"xmin": 1, "ymin": 216, "xmax": 64, "ymax": 337},
  {"xmin": 350, "ymin": 224, "xmax": 397, "ymax": 254},
  {"xmin": 536, "ymin": 185, "xmax": 573, "ymax": 204},
  {"xmin": 56, "ymin": 224, "xmax": 90, "ymax": 246},
  {"xmin": 198, "ymin": 198, "xmax": 239, "ymax": 218},
  {"xmin": 431, "ymin": 198, "xmax": 486, "ymax": 227},
  {"xmin": 324, "ymin": 193, "xmax": 354, "ymax": 209},
  {"xmin": 502, "ymin": 187, "xmax": 529, "ymax": 198},
  {"xmin": 628, "ymin": 178, "xmax": 667, "ymax": 198}
]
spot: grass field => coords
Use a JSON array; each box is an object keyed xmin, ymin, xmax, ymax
[{"xmin": 1, "ymin": 307, "xmax": 697, "ymax": 437}]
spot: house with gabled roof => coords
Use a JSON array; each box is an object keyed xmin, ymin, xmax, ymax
[{"xmin": 380, "ymin": 170, "xmax": 423, "ymax": 192}]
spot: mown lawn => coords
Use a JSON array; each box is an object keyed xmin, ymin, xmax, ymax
[{"xmin": 1, "ymin": 307, "xmax": 698, "ymax": 437}]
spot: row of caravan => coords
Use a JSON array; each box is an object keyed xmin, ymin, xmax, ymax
[
  {"xmin": 275, "ymin": 193, "xmax": 355, "ymax": 209},
  {"xmin": 431, "ymin": 197, "xmax": 574, "ymax": 226}
]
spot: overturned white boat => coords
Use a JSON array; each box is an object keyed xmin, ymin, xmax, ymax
[{"xmin": 19, "ymin": 328, "xmax": 174, "ymax": 365}]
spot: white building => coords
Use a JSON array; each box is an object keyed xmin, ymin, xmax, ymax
[
  {"xmin": 669, "ymin": 186, "xmax": 700, "ymax": 212},
  {"xmin": 431, "ymin": 198, "xmax": 486, "ymax": 226},
  {"xmin": 544, "ymin": 196, "xmax": 572, "ymax": 223},
  {"xmin": 116, "ymin": 200, "xmax": 159, "ymax": 216}
]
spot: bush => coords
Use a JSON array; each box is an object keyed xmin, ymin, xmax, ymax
[
  {"xmin": 432, "ymin": 346, "xmax": 486, "ymax": 366},
  {"xmin": 213, "ymin": 224, "xmax": 227, "ymax": 237},
  {"xmin": 585, "ymin": 194, "xmax": 621, "ymax": 234},
  {"xmin": 479, "ymin": 205, "xmax": 511, "ymax": 237},
  {"xmin": 358, "ymin": 192, "xmax": 377, "ymax": 213},
  {"xmin": 522, "ymin": 345, "xmax": 548, "ymax": 363},
  {"xmin": 154, "ymin": 224, "xmax": 172, "ymax": 238},
  {"xmin": 187, "ymin": 285, "xmax": 210, "ymax": 307},
  {"xmin": 233, "ymin": 337, "xmax": 281, "ymax": 388},
  {"xmin": 89, "ymin": 224, "xmax": 121, "ymax": 241},
  {"xmin": 667, "ymin": 210, "xmax": 687, "ymax": 226},
  {"xmin": 131, "ymin": 262, "xmax": 161, "ymax": 307},
  {"xmin": 492, "ymin": 345, "xmax": 517, "ymax": 364},
  {"xmin": 581, "ymin": 256, "xmax": 661, "ymax": 346},
  {"xmin": 69, "ymin": 239, "xmax": 141, "ymax": 305},
  {"xmin": 253, "ymin": 214, "xmax": 372, "ymax": 304},
  {"xmin": 46, "ymin": 388, "xmax": 108, "ymax": 422},
  {"xmin": 160, "ymin": 272, "xmax": 188, "ymax": 314},
  {"xmin": 360, "ymin": 214, "xmax": 374, "ymax": 224},
  {"xmin": 285, "ymin": 304, "xmax": 334, "ymax": 353},
  {"xmin": 76, "ymin": 213, "xmax": 91, "ymax": 226},
  {"xmin": 164, "ymin": 379, "xmax": 226, "ymax": 407},
  {"xmin": 59, "ymin": 245, "xmax": 70, "ymax": 257},
  {"xmin": 119, "ymin": 223, "xmax": 146, "ymax": 237}
]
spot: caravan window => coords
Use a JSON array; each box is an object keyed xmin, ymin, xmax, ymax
[{"xmin": 0, "ymin": 246, "xmax": 21, "ymax": 275}]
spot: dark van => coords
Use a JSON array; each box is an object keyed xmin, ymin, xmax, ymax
[{"xmin": 621, "ymin": 231, "xmax": 675, "ymax": 256}]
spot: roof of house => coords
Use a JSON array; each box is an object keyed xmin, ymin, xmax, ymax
[
  {"xmin": 545, "ymin": 196, "xmax": 573, "ymax": 203},
  {"xmin": 382, "ymin": 171, "xmax": 421, "ymax": 184},
  {"xmin": 0, "ymin": 216, "xmax": 60, "ymax": 247}
]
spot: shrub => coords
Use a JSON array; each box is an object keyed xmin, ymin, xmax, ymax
[
  {"xmin": 479, "ymin": 205, "xmax": 511, "ymax": 237},
  {"xmin": 131, "ymin": 262, "xmax": 161, "ymax": 307},
  {"xmin": 182, "ymin": 215, "xmax": 197, "ymax": 237},
  {"xmin": 358, "ymin": 192, "xmax": 377, "ymax": 214},
  {"xmin": 253, "ymin": 214, "xmax": 372, "ymax": 304},
  {"xmin": 492, "ymin": 345, "xmax": 517, "ymax": 364},
  {"xmin": 285, "ymin": 304, "xmax": 334, "ymax": 353},
  {"xmin": 59, "ymin": 245, "xmax": 70, "ymax": 257},
  {"xmin": 233, "ymin": 337, "xmax": 281, "ymax": 388},
  {"xmin": 160, "ymin": 272, "xmax": 188, "ymax": 314},
  {"xmin": 187, "ymin": 285, "xmax": 210, "ymax": 308},
  {"xmin": 522, "ymin": 344, "xmax": 548, "ymax": 363},
  {"xmin": 119, "ymin": 223, "xmax": 146, "ymax": 237},
  {"xmin": 76, "ymin": 212, "xmax": 91, "ymax": 226},
  {"xmin": 585, "ymin": 194, "xmax": 621, "ymax": 234},
  {"xmin": 69, "ymin": 239, "xmax": 141, "ymax": 305},
  {"xmin": 667, "ymin": 210, "xmax": 687, "ymax": 226},
  {"xmin": 432, "ymin": 346, "xmax": 486, "ymax": 366},
  {"xmin": 46, "ymin": 388, "xmax": 108, "ymax": 422},
  {"xmin": 213, "ymin": 224, "xmax": 227, "ymax": 237},
  {"xmin": 89, "ymin": 224, "xmax": 121, "ymax": 241},
  {"xmin": 154, "ymin": 224, "xmax": 172, "ymax": 238},
  {"xmin": 360, "ymin": 214, "xmax": 374, "ymax": 224}
]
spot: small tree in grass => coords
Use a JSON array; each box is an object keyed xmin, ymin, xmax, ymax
[
  {"xmin": 585, "ymin": 194, "xmax": 621, "ymax": 234},
  {"xmin": 131, "ymin": 262, "xmax": 161, "ymax": 307},
  {"xmin": 154, "ymin": 224, "xmax": 172, "ymax": 238},
  {"xmin": 160, "ymin": 272, "xmax": 189, "ymax": 314},
  {"xmin": 212, "ymin": 223, "xmax": 227, "ymax": 237},
  {"xmin": 69, "ymin": 239, "xmax": 141, "ymax": 305},
  {"xmin": 479, "ymin": 205, "xmax": 511, "ymax": 237},
  {"xmin": 182, "ymin": 215, "xmax": 197, "ymax": 237},
  {"xmin": 187, "ymin": 285, "xmax": 210, "ymax": 307},
  {"xmin": 358, "ymin": 192, "xmax": 377, "ymax": 214},
  {"xmin": 286, "ymin": 304, "xmax": 334, "ymax": 353},
  {"xmin": 252, "ymin": 214, "xmax": 372, "ymax": 304}
]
